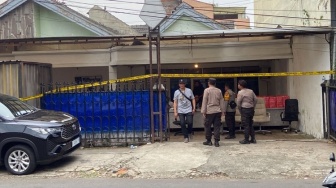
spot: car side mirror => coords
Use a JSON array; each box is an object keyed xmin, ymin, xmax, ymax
[{"xmin": 330, "ymin": 153, "xmax": 335, "ymax": 162}]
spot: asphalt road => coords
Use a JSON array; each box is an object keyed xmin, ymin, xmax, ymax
[{"xmin": 0, "ymin": 178, "xmax": 325, "ymax": 188}]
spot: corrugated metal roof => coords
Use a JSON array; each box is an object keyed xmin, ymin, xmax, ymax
[
  {"xmin": 160, "ymin": 2, "xmax": 227, "ymax": 33},
  {"xmin": 0, "ymin": 0, "xmax": 27, "ymax": 17},
  {"xmin": 160, "ymin": 27, "xmax": 333, "ymax": 37},
  {"xmin": 0, "ymin": 27, "xmax": 331, "ymax": 45}
]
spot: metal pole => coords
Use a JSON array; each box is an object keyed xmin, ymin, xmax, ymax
[
  {"xmin": 322, "ymin": 88, "xmax": 326, "ymax": 138},
  {"xmin": 149, "ymin": 28, "xmax": 155, "ymax": 143},
  {"xmin": 327, "ymin": 83, "xmax": 331, "ymax": 139},
  {"xmin": 330, "ymin": 32, "xmax": 335, "ymax": 80},
  {"xmin": 157, "ymin": 27, "xmax": 163, "ymax": 142},
  {"xmin": 331, "ymin": 0, "xmax": 336, "ymax": 79}
]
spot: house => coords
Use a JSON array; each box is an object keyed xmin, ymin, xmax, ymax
[
  {"xmin": 159, "ymin": 2, "xmax": 226, "ymax": 34},
  {"xmin": 132, "ymin": 1, "xmax": 227, "ymax": 35},
  {"xmin": 0, "ymin": 0, "xmax": 138, "ymax": 39},
  {"xmin": 214, "ymin": 7, "xmax": 250, "ymax": 29},
  {"xmin": 0, "ymin": 0, "xmax": 333, "ymax": 139}
]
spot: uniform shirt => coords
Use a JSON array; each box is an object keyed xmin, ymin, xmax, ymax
[
  {"xmin": 237, "ymin": 88, "xmax": 258, "ymax": 110},
  {"xmin": 173, "ymin": 88, "xmax": 194, "ymax": 114},
  {"xmin": 224, "ymin": 89, "xmax": 236, "ymax": 112},
  {"xmin": 201, "ymin": 86, "xmax": 225, "ymax": 114}
]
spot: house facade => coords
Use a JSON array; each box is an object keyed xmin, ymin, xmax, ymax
[
  {"xmin": 0, "ymin": 0, "xmax": 333, "ymax": 139},
  {"xmin": 0, "ymin": 0, "xmax": 138, "ymax": 39}
]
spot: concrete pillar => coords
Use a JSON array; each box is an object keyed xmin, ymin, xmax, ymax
[
  {"xmin": 287, "ymin": 59, "xmax": 294, "ymax": 98},
  {"xmin": 109, "ymin": 66, "xmax": 117, "ymax": 90}
]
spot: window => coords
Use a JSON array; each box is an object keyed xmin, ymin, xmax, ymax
[
  {"xmin": 0, "ymin": 100, "xmax": 36, "ymax": 119},
  {"xmin": 214, "ymin": 14, "xmax": 238, "ymax": 20}
]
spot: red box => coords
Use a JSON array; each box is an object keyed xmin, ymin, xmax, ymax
[
  {"xmin": 263, "ymin": 96, "xmax": 270, "ymax": 108},
  {"xmin": 276, "ymin": 96, "xmax": 284, "ymax": 108},
  {"xmin": 269, "ymin": 97, "xmax": 277, "ymax": 108}
]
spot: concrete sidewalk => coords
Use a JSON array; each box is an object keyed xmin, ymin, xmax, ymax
[{"xmin": 1, "ymin": 135, "xmax": 334, "ymax": 180}]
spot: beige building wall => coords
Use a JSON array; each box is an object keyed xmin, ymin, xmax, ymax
[
  {"xmin": 88, "ymin": 5, "xmax": 139, "ymax": 36},
  {"xmin": 255, "ymin": 0, "xmax": 330, "ymax": 28}
]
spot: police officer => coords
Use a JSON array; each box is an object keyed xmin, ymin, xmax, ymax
[
  {"xmin": 224, "ymin": 83, "xmax": 236, "ymax": 139},
  {"xmin": 201, "ymin": 78, "xmax": 225, "ymax": 147},
  {"xmin": 237, "ymin": 80, "xmax": 258, "ymax": 144}
]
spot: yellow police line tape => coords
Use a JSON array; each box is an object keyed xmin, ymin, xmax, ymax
[{"xmin": 20, "ymin": 70, "xmax": 335, "ymax": 101}]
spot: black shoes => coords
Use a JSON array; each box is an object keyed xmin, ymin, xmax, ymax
[
  {"xmin": 250, "ymin": 139, "xmax": 257, "ymax": 144},
  {"xmin": 225, "ymin": 135, "xmax": 236, "ymax": 139},
  {"xmin": 203, "ymin": 140, "xmax": 220, "ymax": 147},
  {"xmin": 239, "ymin": 139, "xmax": 250, "ymax": 144},
  {"xmin": 203, "ymin": 140, "xmax": 213, "ymax": 146}
]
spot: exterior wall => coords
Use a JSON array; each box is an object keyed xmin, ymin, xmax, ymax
[
  {"xmin": 289, "ymin": 34, "xmax": 330, "ymax": 138},
  {"xmin": 217, "ymin": 18, "xmax": 250, "ymax": 29},
  {"xmin": 268, "ymin": 59, "xmax": 289, "ymax": 95},
  {"xmin": 88, "ymin": 6, "xmax": 139, "ymax": 36},
  {"xmin": 34, "ymin": 5, "xmax": 97, "ymax": 37},
  {"xmin": 52, "ymin": 66, "xmax": 109, "ymax": 84},
  {"xmin": 183, "ymin": 0, "xmax": 214, "ymax": 18},
  {"xmin": 233, "ymin": 18, "xmax": 250, "ymax": 29},
  {"xmin": 0, "ymin": 1, "xmax": 34, "ymax": 39},
  {"xmin": 163, "ymin": 15, "xmax": 212, "ymax": 33},
  {"xmin": 214, "ymin": 7, "xmax": 250, "ymax": 29},
  {"xmin": 6, "ymin": 49, "xmax": 111, "ymax": 68},
  {"xmin": 213, "ymin": 7, "xmax": 246, "ymax": 18},
  {"xmin": 255, "ymin": 0, "xmax": 330, "ymax": 28},
  {"xmin": 112, "ymin": 39, "xmax": 292, "ymax": 65},
  {"xmin": 117, "ymin": 66, "xmax": 146, "ymax": 78}
]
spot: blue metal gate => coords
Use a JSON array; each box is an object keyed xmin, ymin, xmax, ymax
[{"xmin": 40, "ymin": 82, "xmax": 167, "ymax": 147}]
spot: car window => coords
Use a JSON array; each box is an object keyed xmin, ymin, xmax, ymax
[
  {"xmin": 0, "ymin": 99, "xmax": 36, "ymax": 118},
  {"xmin": 0, "ymin": 102, "xmax": 15, "ymax": 119}
]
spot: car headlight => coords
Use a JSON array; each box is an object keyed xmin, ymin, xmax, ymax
[{"xmin": 28, "ymin": 127, "xmax": 62, "ymax": 135}]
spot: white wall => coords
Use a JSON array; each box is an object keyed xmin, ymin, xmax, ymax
[
  {"xmin": 289, "ymin": 34, "xmax": 330, "ymax": 138},
  {"xmin": 112, "ymin": 39, "xmax": 292, "ymax": 65}
]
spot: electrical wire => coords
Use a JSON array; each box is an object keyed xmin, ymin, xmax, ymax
[
  {"xmin": 61, "ymin": 0, "xmax": 332, "ymax": 31},
  {"xmin": 84, "ymin": 0, "xmax": 331, "ymax": 22},
  {"xmin": 49, "ymin": 0, "xmax": 331, "ymax": 30}
]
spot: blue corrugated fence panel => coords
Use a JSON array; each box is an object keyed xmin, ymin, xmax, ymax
[{"xmin": 41, "ymin": 91, "xmax": 166, "ymax": 135}]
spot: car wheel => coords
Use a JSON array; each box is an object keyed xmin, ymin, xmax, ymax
[{"xmin": 4, "ymin": 145, "xmax": 36, "ymax": 175}]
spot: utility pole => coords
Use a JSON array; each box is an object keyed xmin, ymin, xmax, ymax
[{"xmin": 140, "ymin": 0, "xmax": 166, "ymax": 143}]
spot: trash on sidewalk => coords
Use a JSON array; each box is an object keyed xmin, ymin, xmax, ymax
[
  {"xmin": 130, "ymin": 145, "xmax": 138, "ymax": 149},
  {"xmin": 112, "ymin": 168, "xmax": 128, "ymax": 177}
]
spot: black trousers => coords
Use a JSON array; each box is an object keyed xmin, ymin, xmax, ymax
[
  {"xmin": 204, "ymin": 112, "xmax": 221, "ymax": 141},
  {"xmin": 178, "ymin": 113, "xmax": 193, "ymax": 138},
  {"xmin": 241, "ymin": 108, "xmax": 255, "ymax": 140},
  {"xmin": 225, "ymin": 112, "xmax": 236, "ymax": 137}
]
